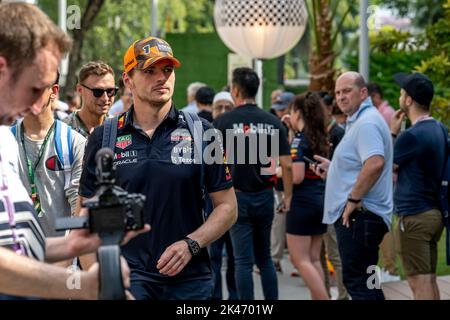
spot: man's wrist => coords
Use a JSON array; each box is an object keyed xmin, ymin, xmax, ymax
[
  {"xmin": 183, "ymin": 237, "xmax": 201, "ymax": 256},
  {"xmin": 347, "ymin": 194, "xmax": 361, "ymax": 204}
]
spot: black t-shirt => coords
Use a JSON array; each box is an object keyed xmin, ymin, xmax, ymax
[
  {"xmin": 197, "ymin": 110, "xmax": 213, "ymax": 123},
  {"xmin": 290, "ymin": 132, "xmax": 325, "ymax": 192},
  {"xmin": 214, "ymin": 104, "xmax": 290, "ymax": 192},
  {"xmin": 394, "ymin": 119, "xmax": 447, "ymax": 216},
  {"xmin": 79, "ymin": 105, "xmax": 233, "ymax": 281}
]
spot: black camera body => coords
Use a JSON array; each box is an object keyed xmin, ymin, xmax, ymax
[
  {"xmin": 55, "ymin": 148, "xmax": 146, "ymax": 235},
  {"xmin": 82, "ymin": 147, "xmax": 145, "ymax": 235},
  {"xmin": 84, "ymin": 185, "xmax": 145, "ymax": 234},
  {"xmin": 55, "ymin": 147, "xmax": 146, "ymax": 300}
]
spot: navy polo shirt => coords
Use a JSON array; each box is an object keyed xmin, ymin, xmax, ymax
[{"xmin": 79, "ymin": 105, "xmax": 233, "ymax": 281}]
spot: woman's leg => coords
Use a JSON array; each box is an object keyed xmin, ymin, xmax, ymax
[{"xmin": 287, "ymin": 233, "xmax": 329, "ymax": 300}]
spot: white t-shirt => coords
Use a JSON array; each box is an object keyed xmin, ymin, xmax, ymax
[{"xmin": 0, "ymin": 126, "xmax": 46, "ymax": 261}]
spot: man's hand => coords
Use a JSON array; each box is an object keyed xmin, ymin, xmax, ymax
[
  {"xmin": 341, "ymin": 201, "xmax": 362, "ymax": 228},
  {"xmin": 81, "ymin": 256, "xmax": 133, "ymax": 300},
  {"xmin": 281, "ymin": 114, "xmax": 292, "ymax": 129},
  {"xmin": 66, "ymin": 224, "xmax": 151, "ymax": 258},
  {"xmin": 277, "ymin": 194, "xmax": 292, "ymax": 214},
  {"xmin": 121, "ymin": 224, "xmax": 151, "ymax": 246},
  {"xmin": 312, "ymin": 155, "xmax": 330, "ymax": 179},
  {"xmin": 156, "ymin": 241, "xmax": 192, "ymax": 277},
  {"xmin": 390, "ymin": 109, "xmax": 405, "ymax": 136}
]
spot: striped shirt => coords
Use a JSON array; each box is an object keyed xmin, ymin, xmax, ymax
[{"xmin": 0, "ymin": 126, "xmax": 46, "ymax": 261}]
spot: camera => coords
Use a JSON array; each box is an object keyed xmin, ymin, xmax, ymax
[
  {"xmin": 56, "ymin": 148, "xmax": 145, "ymax": 234},
  {"xmin": 55, "ymin": 148, "xmax": 146, "ymax": 300}
]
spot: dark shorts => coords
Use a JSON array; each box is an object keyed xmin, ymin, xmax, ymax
[{"xmin": 286, "ymin": 190, "xmax": 326, "ymax": 236}]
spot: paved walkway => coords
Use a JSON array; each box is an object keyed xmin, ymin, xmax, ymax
[
  {"xmin": 382, "ymin": 275, "xmax": 450, "ymax": 300},
  {"xmin": 222, "ymin": 256, "xmax": 450, "ymax": 300},
  {"xmin": 221, "ymin": 255, "xmax": 339, "ymax": 300}
]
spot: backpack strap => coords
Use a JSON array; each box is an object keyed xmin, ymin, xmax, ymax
[
  {"xmin": 10, "ymin": 118, "xmax": 23, "ymax": 137},
  {"xmin": 54, "ymin": 120, "xmax": 73, "ymax": 190},
  {"xmin": 180, "ymin": 111, "xmax": 207, "ymax": 204},
  {"xmin": 439, "ymin": 123, "xmax": 450, "ymax": 223},
  {"xmin": 10, "ymin": 124, "xmax": 17, "ymax": 137},
  {"xmin": 102, "ymin": 117, "xmax": 119, "ymax": 151},
  {"xmin": 438, "ymin": 122, "xmax": 450, "ymax": 265}
]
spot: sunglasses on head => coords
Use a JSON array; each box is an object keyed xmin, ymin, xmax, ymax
[{"xmin": 81, "ymin": 83, "xmax": 118, "ymax": 98}]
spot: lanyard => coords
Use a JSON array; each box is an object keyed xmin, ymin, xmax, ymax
[{"xmin": 20, "ymin": 122, "xmax": 55, "ymax": 215}]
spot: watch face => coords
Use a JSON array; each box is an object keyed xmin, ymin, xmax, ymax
[{"xmin": 191, "ymin": 240, "xmax": 200, "ymax": 255}]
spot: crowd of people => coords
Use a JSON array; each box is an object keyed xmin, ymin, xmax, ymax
[{"xmin": 0, "ymin": 2, "xmax": 448, "ymax": 301}]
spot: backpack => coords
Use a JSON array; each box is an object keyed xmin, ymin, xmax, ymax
[
  {"xmin": 438, "ymin": 122, "xmax": 450, "ymax": 265},
  {"xmin": 102, "ymin": 111, "xmax": 212, "ymax": 218},
  {"xmin": 11, "ymin": 119, "xmax": 74, "ymax": 190}
]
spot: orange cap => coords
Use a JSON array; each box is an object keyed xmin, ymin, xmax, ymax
[{"xmin": 123, "ymin": 36, "xmax": 181, "ymax": 73}]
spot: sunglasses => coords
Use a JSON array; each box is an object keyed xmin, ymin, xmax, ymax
[{"xmin": 81, "ymin": 83, "xmax": 118, "ymax": 98}]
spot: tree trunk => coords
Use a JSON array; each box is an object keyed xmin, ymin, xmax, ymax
[
  {"xmin": 63, "ymin": 0, "xmax": 105, "ymax": 96},
  {"xmin": 308, "ymin": 0, "xmax": 336, "ymax": 93}
]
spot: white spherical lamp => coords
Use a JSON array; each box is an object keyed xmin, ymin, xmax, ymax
[{"xmin": 214, "ymin": 0, "xmax": 308, "ymax": 59}]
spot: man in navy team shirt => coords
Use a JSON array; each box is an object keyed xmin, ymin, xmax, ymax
[{"xmin": 79, "ymin": 36, "xmax": 237, "ymax": 300}]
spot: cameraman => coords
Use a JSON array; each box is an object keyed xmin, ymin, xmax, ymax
[
  {"xmin": 79, "ymin": 36, "xmax": 238, "ymax": 300},
  {"xmin": 0, "ymin": 3, "xmax": 148, "ymax": 299}
]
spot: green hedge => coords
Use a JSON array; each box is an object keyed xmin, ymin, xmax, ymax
[{"xmin": 166, "ymin": 33, "xmax": 279, "ymax": 110}]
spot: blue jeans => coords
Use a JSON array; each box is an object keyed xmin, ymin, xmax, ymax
[
  {"xmin": 334, "ymin": 208, "xmax": 388, "ymax": 300},
  {"xmin": 130, "ymin": 276, "xmax": 214, "ymax": 300},
  {"xmin": 208, "ymin": 231, "xmax": 238, "ymax": 300},
  {"xmin": 230, "ymin": 189, "xmax": 278, "ymax": 300}
]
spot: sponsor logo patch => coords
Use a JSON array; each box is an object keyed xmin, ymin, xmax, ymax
[
  {"xmin": 116, "ymin": 134, "xmax": 132, "ymax": 149},
  {"xmin": 113, "ymin": 150, "xmax": 138, "ymax": 166}
]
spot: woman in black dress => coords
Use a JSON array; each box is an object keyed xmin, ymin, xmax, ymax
[{"xmin": 286, "ymin": 92, "xmax": 330, "ymax": 300}]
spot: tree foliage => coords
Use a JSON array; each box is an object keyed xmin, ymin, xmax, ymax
[
  {"xmin": 370, "ymin": 0, "xmax": 450, "ymax": 126},
  {"xmin": 372, "ymin": 0, "xmax": 446, "ymax": 27},
  {"xmin": 305, "ymin": 0, "xmax": 357, "ymax": 92},
  {"xmin": 38, "ymin": 0, "xmax": 214, "ymax": 93}
]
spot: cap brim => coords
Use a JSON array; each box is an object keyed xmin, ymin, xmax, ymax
[
  {"xmin": 139, "ymin": 56, "xmax": 181, "ymax": 70},
  {"xmin": 271, "ymin": 103, "xmax": 288, "ymax": 111},
  {"xmin": 393, "ymin": 72, "xmax": 408, "ymax": 88}
]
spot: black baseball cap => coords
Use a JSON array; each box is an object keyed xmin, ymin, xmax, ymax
[
  {"xmin": 195, "ymin": 86, "xmax": 215, "ymax": 105},
  {"xmin": 393, "ymin": 72, "xmax": 434, "ymax": 107}
]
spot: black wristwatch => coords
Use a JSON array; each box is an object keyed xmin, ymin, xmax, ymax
[
  {"xmin": 347, "ymin": 195, "xmax": 361, "ymax": 204},
  {"xmin": 184, "ymin": 237, "xmax": 201, "ymax": 256}
]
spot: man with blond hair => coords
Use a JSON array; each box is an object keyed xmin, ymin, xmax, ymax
[{"xmin": 64, "ymin": 61, "xmax": 117, "ymax": 138}]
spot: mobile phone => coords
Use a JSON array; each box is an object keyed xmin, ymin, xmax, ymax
[
  {"xmin": 276, "ymin": 202, "xmax": 285, "ymax": 213},
  {"xmin": 303, "ymin": 156, "xmax": 317, "ymax": 165},
  {"xmin": 304, "ymin": 155, "xmax": 325, "ymax": 173}
]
